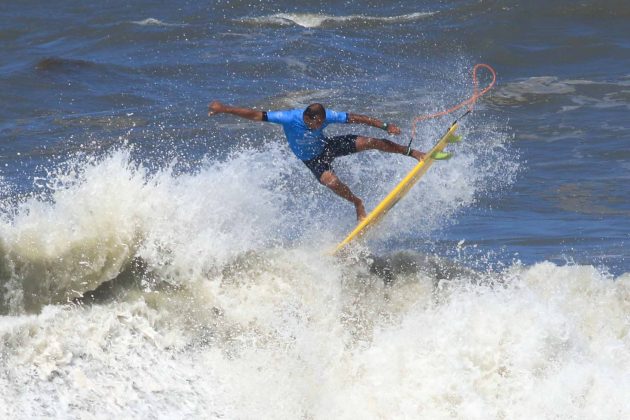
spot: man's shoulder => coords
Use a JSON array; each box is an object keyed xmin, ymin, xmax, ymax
[
  {"xmin": 267, "ymin": 109, "xmax": 303, "ymax": 124},
  {"xmin": 273, "ymin": 108, "xmax": 302, "ymax": 114}
]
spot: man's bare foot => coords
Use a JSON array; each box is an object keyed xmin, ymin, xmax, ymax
[
  {"xmin": 411, "ymin": 149, "xmax": 426, "ymax": 161},
  {"xmin": 354, "ymin": 200, "xmax": 367, "ymax": 222}
]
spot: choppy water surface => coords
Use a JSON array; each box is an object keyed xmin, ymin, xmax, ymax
[{"xmin": 1, "ymin": 1, "xmax": 629, "ymax": 418}]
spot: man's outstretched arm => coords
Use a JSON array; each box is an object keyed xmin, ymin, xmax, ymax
[
  {"xmin": 347, "ymin": 113, "xmax": 402, "ymax": 135},
  {"xmin": 208, "ymin": 100, "xmax": 265, "ymax": 121}
]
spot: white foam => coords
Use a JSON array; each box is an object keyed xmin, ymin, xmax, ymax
[
  {"xmin": 242, "ymin": 12, "xmax": 435, "ymax": 29},
  {"xmin": 1, "ymin": 141, "xmax": 624, "ymax": 419},
  {"xmin": 0, "ymin": 256, "xmax": 628, "ymax": 418},
  {"xmin": 0, "ymin": 146, "xmax": 304, "ymax": 311}
]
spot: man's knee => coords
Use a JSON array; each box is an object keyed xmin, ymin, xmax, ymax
[
  {"xmin": 319, "ymin": 170, "xmax": 338, "ymax": 187},
  {"xmin": 355, "ymin": 136, "xmax": 371, "ymax": 150}
]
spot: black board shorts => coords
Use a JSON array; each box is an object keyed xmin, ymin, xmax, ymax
[{"xmin": 302, "ymin": 135, "xmax": 358, "ymax": 180}]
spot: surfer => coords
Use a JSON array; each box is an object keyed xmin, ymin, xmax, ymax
[{"xmin": 208, "ymin": 101, "xmax": 426, "ymax": 221}]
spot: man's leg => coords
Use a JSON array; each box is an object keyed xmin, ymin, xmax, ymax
[
  {"xmin": 319, "ymin": 170, "xmax": 367, "ymax": 221},
  {"xmin": 355, "ymin": 136, "xmax": 426, "ymax": 161}
]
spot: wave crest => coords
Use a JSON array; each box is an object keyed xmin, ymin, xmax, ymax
[{"xmin": 241, "ymin": 12, "xmax": 434, "ymax": 29}]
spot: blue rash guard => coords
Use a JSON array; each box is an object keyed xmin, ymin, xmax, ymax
[{"xmin": 265, "ymin": 108, "xmax": 349, "ymax": 160}]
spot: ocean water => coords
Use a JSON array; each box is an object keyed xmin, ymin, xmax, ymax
[{"xmin": 1, "ymin": 1, "xmax": 629, "ymax": 418}]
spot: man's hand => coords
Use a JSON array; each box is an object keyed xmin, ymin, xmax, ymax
[
  {"xmin": 386, "ymin": 124, "xmax": 401, "ymax": 135},
  {"xmin": 208, "ymin": 100, "xmax": 225, "ymax": 116}
]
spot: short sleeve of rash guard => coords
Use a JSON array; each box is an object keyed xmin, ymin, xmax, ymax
[
  {"xmin": 265, "ymin": 110, "xmax": 294, "ymax": 124},
  {"xmin": 325, "ymin": 109, "xmax": 349, "ymax": 124}
]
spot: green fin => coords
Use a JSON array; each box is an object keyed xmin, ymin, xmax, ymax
[
  {"xmin": 447, "ymin": 134, "xmax": 462, "ymax": 143},
  {"xmin": 432, "ymin": 151, "xmax": 452, "ymax": 160}
]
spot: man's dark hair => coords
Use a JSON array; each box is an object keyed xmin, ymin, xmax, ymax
[{"xmin": 303, "ymin": 103, "xmax": 326, "ymax": 119}]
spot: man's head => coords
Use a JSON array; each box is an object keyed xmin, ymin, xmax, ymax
[{"xmin": 303, "ymin": 103, "xmax": 326, "ymax": 130}]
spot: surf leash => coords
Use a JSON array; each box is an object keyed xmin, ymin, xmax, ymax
[{"xmin": 406, "ymin": 63, "xmax": 496, "ymax": 154}]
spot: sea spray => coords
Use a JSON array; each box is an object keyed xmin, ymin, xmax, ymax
[{"xmin": 1, "ymin": 110, "xmax": 515, "ymax": 313}]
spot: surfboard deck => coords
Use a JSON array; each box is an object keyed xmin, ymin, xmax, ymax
[{"xmin": 333, "ymin": 122, "xmax": 460, "ymax": 255}]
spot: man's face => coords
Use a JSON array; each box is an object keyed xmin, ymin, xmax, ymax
[{"xmin": 304, "ymin": 114, "xmax": 324, "ymax": 130}]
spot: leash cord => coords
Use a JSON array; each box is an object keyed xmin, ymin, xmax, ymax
[{"xmin": 406, "ymin": 63, "xmax": 497, "ymax": 151}]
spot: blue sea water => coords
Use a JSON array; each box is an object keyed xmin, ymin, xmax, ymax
[{"xmin": 1, "ymin": 1, "xmax": 629, "ymax": 418}]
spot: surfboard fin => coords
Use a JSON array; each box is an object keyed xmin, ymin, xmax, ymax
[
  {"xmin": 432, "ymin": 151, "xmax": 452, "ymax": 160},
  {"xmin": 447, "ymin": 134, "xmax": 462, "ymax": 143}
]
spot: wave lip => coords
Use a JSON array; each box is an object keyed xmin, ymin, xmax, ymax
[{"xmin": 241, "ymin": 12, "xmax": 435, "ymax": 29}]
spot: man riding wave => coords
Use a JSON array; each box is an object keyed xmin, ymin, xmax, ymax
[{"xmin": 208, "ymin": 101, "xmax": 427, "ymax": 221}]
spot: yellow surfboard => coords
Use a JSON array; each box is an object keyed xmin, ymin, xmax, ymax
[{"xmin": 333, "ymin": 122, "xmax": 461, "ymax": 255}]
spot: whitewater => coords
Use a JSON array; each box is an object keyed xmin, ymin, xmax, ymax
[
  {"xmin": 1, "ymin": 144, "xmax": 628, "ymax": 419},
  {"xmin": 2, "ymin": 1, "xmax": 630, "ymax": 418}
]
